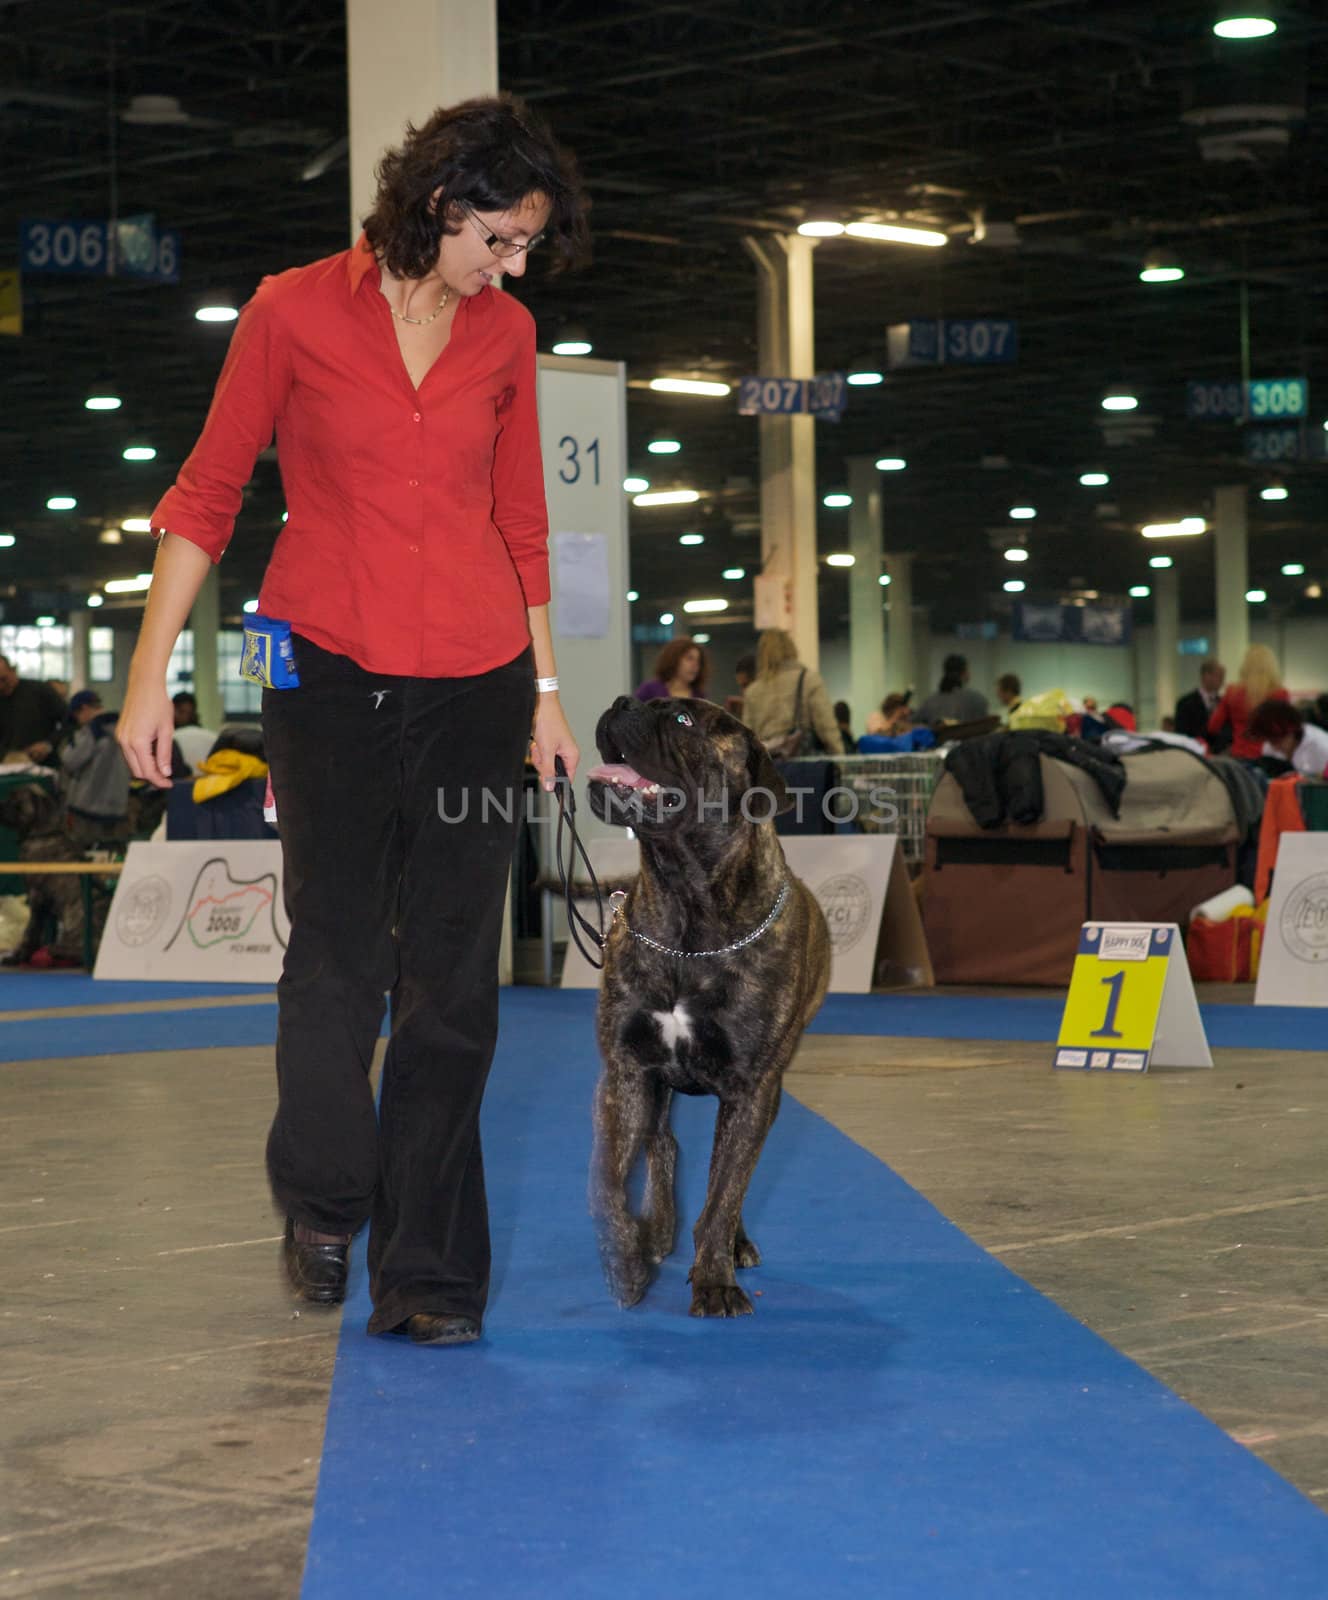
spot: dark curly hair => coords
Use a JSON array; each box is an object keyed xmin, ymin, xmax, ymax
[
  {"xmin": 362, "ymin": 94, "xmax": 589, "ymax": 279},
  {"xmin": 653, "ymin": 637, "xmax": 710, "ymax": 698}
]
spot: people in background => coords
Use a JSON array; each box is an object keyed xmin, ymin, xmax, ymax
[
  {"xmin": 915, "ymin": 654, "xmax": 988, "ymax": 726},
  {"xmin": 0, "ymin": 653, "xmax": 66, "ymax": 763},
  {"xmin": 865, "ymin": 693, "xmax": 911, "ymax": 735},
  {"xmin": 725, "ymin": 652, "xmax": 757, "ymax": 717},
  {"xmin": 634, "ymin": 636, "xmax": 710, "ymax": 701},
  {"xmin": 1208, "ymin": 644, "xmax": 1289, "ymax": 761},
  {"xmin": 995, "ymin": 673, "xmax": 1022, "ymax": 717},
  {"xmin": 1248, "ymin": 700, "xmax": 1328, "ymax": 778},
  {"xmin": 833, "ymin": 700, "xmax": 858, "ymax": 753},
  {"xmin": 1174, "ymin": 657, "xmax": 1228, "ymax": 750},
  {"xmin": 171, "ymin": 690, "xmax": 219, "ymax": 772},
  {"xmin": 60, "ymin": 691, "xmax": 131, "ymax": 847},
  {"xmin": 740, "ymin": 628, "xmax": 843, "ymax": 755}
]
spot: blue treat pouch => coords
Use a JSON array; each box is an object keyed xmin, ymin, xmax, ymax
[{"xmin": 239, "ymin": 614, "xmax": 301, "ymax": 689}]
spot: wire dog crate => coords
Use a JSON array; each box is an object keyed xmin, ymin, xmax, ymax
[{"xmin": 831, "ymin": 751, "xmax": 946, "ymax": 865}]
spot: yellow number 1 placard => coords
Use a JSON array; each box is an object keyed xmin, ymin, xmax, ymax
[{"xmin": 1056, "ymin": 924, "xmax": 1212, "ymax": 1073}]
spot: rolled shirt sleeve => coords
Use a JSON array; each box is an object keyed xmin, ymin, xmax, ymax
[
  {"xmin": 150, "ymin": 278, "xmax": 292, "ymax": 563},
  {"xmin": 490, "ymin": 315, "xmax": 551, "ymax": 607}
]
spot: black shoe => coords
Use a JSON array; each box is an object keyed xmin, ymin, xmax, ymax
[
  {"xmin": 404, "ymin": 1313, "xmax": 481, "ymax": 1346},
  {"xmin": 282, "ymin": 1217, "xmax": 350, "ymax": 1305}
]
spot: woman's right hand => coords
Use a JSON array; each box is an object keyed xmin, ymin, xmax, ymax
[{"xmin": 117, "ymin": 677, "xmax": 177, "ymax": 788}]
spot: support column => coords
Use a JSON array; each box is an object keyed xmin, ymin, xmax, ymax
[
  {"xmin": 1154, "ymin": 565, "xmax": 1179, "ymax": 728},
  {"xmin": 743, "ymin": 234, "xmax": 820, "ymax": 669},
  {"xmin": 847, "ymin": 456, "xmax": 886, "ymax": 727},
  {"xmin": 348, "ymin": 0, "xmax": 498, "ymax": 238},
  {"xmin": 69, "ymin": 608, "xmax": 91, "ymax": 695},
  {"xmin": 1214, "ymin": 484, "xmax": 1249, "ymax": 674},
  {"xmin": 190, "ymin": 565, "xmax": 222, "ymax": 733},
  {"xmin": 912, "ymin": 604, "xmax": 931, "ymax": 702},
  {"xmin": 884, "ymin": 551, "xmax": 914, "ymax": 696}
]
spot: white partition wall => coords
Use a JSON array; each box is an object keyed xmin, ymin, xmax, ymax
[{"xmin": 536, "ymin": 353, "xmax": 630, "ymax": 838}]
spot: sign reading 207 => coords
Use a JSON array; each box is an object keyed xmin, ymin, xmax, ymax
[{"xmin": 557, "ymin": 436, "xmax": 602, "ymax": 486}]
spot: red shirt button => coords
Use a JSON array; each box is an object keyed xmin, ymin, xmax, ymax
[
  {"xmin": 409, "ymin": 543, "xmax": 420, "ymax": 553},
  {"xmin": 412, "ymin": 412, "xmax": 422, "ymax": 422},
  {"xmin": 408, "ymin": 478, "xmax": 419, "ymax": 487}
]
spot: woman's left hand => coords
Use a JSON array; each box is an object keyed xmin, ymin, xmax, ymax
[{"xmin": 530, "ymin": 695, "xmax": 578, "ymax": 792}]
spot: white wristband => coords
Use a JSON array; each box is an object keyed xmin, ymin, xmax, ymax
[{"xmin": 536, "ymin": 676, "xmax": 560, "ymax": 693}]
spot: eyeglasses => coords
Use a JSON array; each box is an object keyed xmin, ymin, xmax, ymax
[{"xmin": 461, "ymin": 205, "xmax": 543, "ymax": 260}]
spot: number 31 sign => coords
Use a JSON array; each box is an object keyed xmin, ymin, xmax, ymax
[{"xmin": 1055, "ymin": 924, "xmax": 1212, "ymax": 1073}]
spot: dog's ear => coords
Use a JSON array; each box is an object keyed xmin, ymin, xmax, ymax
[{"xmin": 747, "ymin": 739, "xmax": 793, "ymax": 815}]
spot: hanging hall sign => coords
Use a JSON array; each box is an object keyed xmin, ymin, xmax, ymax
[
  {"xmin": 887, "ymin": 318, "xmax": 1018, "ymax": 368},
  {"xmin": 1185, "ymin": 376, "xmax": 1309, "ymax": 421},
  {"xmin": 19, "ymin": 217, "xmax": 181, "ymax": 283},
  {"xmin": 737, "ymin": 373, "xmax": 847, "ymax": 419}
]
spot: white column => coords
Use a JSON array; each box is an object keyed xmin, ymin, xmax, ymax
[
  {"xmin": 347, "ymin": 0, "xmax": 498, "ymax": 239},
  {"xmin": 1214, "ymin": 484, "xmax": 1249, "ymax": 675},
  {"xmin": 911, "ymin": 604, "xmax": 931, "ymax": 702},
  {"xmin": 847, "ymin": 456, "xmax": 885, "ymax": 726},
  {"xmin": 69, "ymin": 609, "xmax": 91, "ymax": 695},
  {"xmin": 783, "ymin": 233, "xmax": 820, "ymax": 670},
  {"xmin": 1154, "ymin": 565, "xmax": 1179, "ymax": 726},
  {"xmin": 744, "ymin": 238, "xmax": 792, "ymax": 645},
  {"xmin": 190, "ymin": 565, "xmax": 222, "ymax": 732},
  {"xmin": 885, "ymin": 551, "xmax": 914, "ymax": 696}
]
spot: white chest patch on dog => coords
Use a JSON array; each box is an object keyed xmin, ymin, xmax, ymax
[{"xmin": 651, "ymin": 1005, "xmax": 694, "ymax": 1051}]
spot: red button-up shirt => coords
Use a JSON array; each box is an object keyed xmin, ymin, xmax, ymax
[{"xmin": 152, "ymin": 236, "xmax": 550, "ymax": 677}]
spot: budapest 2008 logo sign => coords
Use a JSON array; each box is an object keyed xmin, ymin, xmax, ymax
[
  {"xmin": 1280, "ymin": 873, "xmax": 1328, "ymax": 964},
  {"xmin": 162, "ymin": 857, "xmax": 287, "ymax": 953}
]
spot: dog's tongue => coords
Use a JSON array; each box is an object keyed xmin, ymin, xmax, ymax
[{"xmin": 587, "ymin": 761, "xmax": 650, "ymax": 789}]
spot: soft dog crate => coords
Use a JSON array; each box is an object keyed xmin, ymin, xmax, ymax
[{"xmin": 923, "ymin": 748, "xmax": 1239, "ymax": 985}]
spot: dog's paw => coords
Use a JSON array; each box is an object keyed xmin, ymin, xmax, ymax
[
  {"xmin": 689, "ymin": 1282, "xmax": 754, "ymax": 1318},
  {"xmin": 734, "ymin": 1232, "xmax": 761, "ymax": 1269},
  {"xmin": 602, "ymin": 1253, "xmax": 651, "ymax": 1309},
  {"xmin": 642, "ymin": 1219, "xmax": 676, "ymax": 1265}
]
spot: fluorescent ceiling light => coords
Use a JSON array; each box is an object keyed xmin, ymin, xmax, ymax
[
  {"xmin": 121, "ymin": 517, "xmax": 153, "ymax": 533},
  {"xmin": 633, "ymin": 489, "xmax": 699, "ymax": 507},
  {"xmin": 649, "ymin": 378, "xmax": 731, "ymax": 397},
  {"xmin": 46, "ymin": 495, "xmax": 77, "ymax": 510},
  {"xmin": 659, "ymin": 612, "xmax": 674, "ymax": 626},
  {"xmin": 1129, "ymin": 585, "xmax": 1151, "ymax": 598},
  {"xmin": 683, "ymin": 598, "xmax": 728, "ymax": 613},
  {"xmin": 825, "ymin": 553, "xmax": 855, "ymax": 567},
  {"xmin": 1213, "ymin": 16, "xmax": 1277, "ymax": 39},
  {"xmin": 1139, "ymin": 264, "xmax": 1184, "ymax": 284},
  {"xmin": 722, "ymin": 567, "xmax": 746, "ymax": 580},
  {"xmin": 243, "ymin": 599, "xmax": 260, "ymax": 614},
  {"xmin": 692, "ymin": 632, "xmax": 710, "ymax": 644},
  {"xmin": 823, "ymin": 493, "xmax": 852, "ymax": 508},
  {"xmin": 847, "ymin": 371, "xmax": 884, "ymax": 386},
  {"xmin": 0, "ymin": 534, "xmax": 14, "ymax": 548},
  {"xmin": 87, "ymin": 593, "xmax": 104, "ymax": 607},
  {"xmin": 878, "ymin": 573, "xmax": 891, "ymax": 586},
  {"xmin": 623, "ymin": 477, "xmax": 649, "ymax": 493},
  {"xmin": 1004, "ymin": 547, "xmax": 1030, "ymax": 562},
  {"xmin": 845, "ymin": 221, "xmax": 947, "ymax": 248},
  {"xmin": 679, "ymin": 533, "xmax": 704, "ymax": 546},
  {"xmin": 1102, "ymin": 392, "xmax": 1139, "ymax": 411},
  {"xmin": 1141, "ymin": 518, "xmax": 1206, "ymax": 538},
  {"xmin": 875, "ymin": 457, "xmax": 907, "ymax": 472},
  {"xmin": 122, "ymin": 445, "xmax": 157, "ymax": 461},
  {"xmin": 797, "ymin": 220, "xmax": 844, "ymax": 238},
  {"xmin": 196, "ymin": 304, "xmax": 239, "ymax": 323},
  {"xmin": 1003, "ymin": 579, "xmax": 1026, "ymax": 593},
  {"xmin": 1281, "ymin": 563, "xmax": 1305, "ymax": 576},
  {"xmin": 1260, "ymin": 485, "xmax": 1288, "ymax": 501},
  {"xmin": 1307, "ymin": 583, "xmax": 1323, "ymax": 599},
  {"xmin": 552, "ymin": 339, "xmax": 592, "ymax": 357},
  {"xmin": 1245, "ymin": 588, "xmax": 1268, "ymax": 602},
  {"xmin": 1079, "ymin": 472, "xmax": 1110, "ymax": 487},
  {"xmin": 1149, "ymin": 555, "xmax": 1174, "ymax": 569},
  {"xmin": 647, "ymin": 439, "xmax": 681, "ymax": 455},
  {"xmin": 85, "ymin": 393, "xmax": 122, "ymax": 411},
  {"xmin": 35, "ymin": 615, "xmax": 56, "ymax": 627},
  {"xmin": 104, "ymin": 574, "xmax": 153, "ymax": 592},
  {"xmin": 626, "ymin": 590, "xmax": 639, "ymax": 602},
  {"xmin": 1008, "ymin": 506, "xmax": 1036, "ymax": 520}
]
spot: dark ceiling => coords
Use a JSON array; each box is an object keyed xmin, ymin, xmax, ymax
[{"xmin": 2, "ymin": 0, "xmax": 1326, "ymax": 637}]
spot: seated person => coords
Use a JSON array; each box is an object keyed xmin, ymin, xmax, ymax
[{"xmin": 1249, "ymin": 700, "xmax": 1328, "ymax": 778}]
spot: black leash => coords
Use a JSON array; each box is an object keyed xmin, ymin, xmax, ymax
[{"xmin": 551, "ymin": 754, "xmax": 609, "ymax": 970}]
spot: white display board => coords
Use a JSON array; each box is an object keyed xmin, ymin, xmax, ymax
[
  {"xmin": 560, "ymin": 834, "xmax": 930, "ymax": 995},
  {"xmin": 94, "ymin": 841, "xmax": 288, "ymax": 983},
  {"xmin": 1254, "ymin": 833, "xmax": 1328, "ymax": 1007}
]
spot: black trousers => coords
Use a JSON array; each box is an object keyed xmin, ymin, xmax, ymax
[{"xmin": 262, "ymin": 634, "xmax": 534, "ymax": 1333}]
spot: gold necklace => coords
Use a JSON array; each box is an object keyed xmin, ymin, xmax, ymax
[{"xmin": 389, "ymin": 284, "xmax": 452, "ymax": 326}]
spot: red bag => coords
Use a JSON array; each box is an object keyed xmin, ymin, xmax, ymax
[{"xmin": 1186, "ymin": 905, "xmax": 1267, "ymax": 982}]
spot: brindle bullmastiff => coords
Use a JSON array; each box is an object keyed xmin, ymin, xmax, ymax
[{"xmin": 585, "ymin": 694, "xmax": 831, "ymax": 1317}]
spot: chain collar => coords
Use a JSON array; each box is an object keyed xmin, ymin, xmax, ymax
[{"xmin": 608, "ymin": 880, "xmax": 790, "ymax": 960}]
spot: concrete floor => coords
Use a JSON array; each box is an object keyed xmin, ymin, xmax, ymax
[{"xmin": 1, "ymin": 987, "xmax": 1324, "ymax": 1597}]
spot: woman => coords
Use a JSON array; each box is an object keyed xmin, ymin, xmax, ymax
[
  {"xmin": 915, "ymin": 654, "xmax": 988, "ymax": 726},
  {"xmin": 1208, "ymin": 644, "xmax": 1289, "ymax": 761},
  {"xmin": 116, "ymin": 96, "xmax": 588, "ymax": 1348},
  {"xmin": 634, "ymin": 636, "xmax": 708, "ymax": 701},
  {"xmin": 739, "ymin": 629, "xmax": 843, "ymax": 755},
  {"xmin": 1248, "ymin": 699, "xmax": 1328, "ymax": 778}
]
